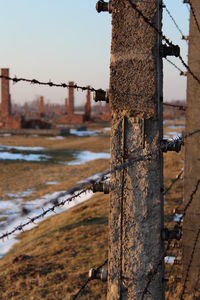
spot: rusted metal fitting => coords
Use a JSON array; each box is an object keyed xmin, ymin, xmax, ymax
[
  {"xmin": 161, "ymin": 138, "xmax": 183, "ymax": 153},
  {"xmin": 92, "ymin": 181, "xmax": 110, "ymax": 194},
  {"xmin": 96, "ymin": 1, "xmax": 112, "ymax": 14},
  {"xmin": 160, "ymin": 44, "xmax": 180, "ymax": 58},
  {"xmin": 89, "ymin": 268, "xmax": 108, "ymax": 281},
  {"xmin": 182, "ymin": 35, "xmax": 189, "ymax": 41},
  {"xmin": 93, "ymin": 89, "xmax": 109, "ymax": 103},
  {"xmin": 161, "ymin": 225, "xmax": 182, "ymax": 241}
]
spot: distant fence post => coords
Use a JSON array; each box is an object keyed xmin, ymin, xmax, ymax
[
  {"xmin": 183, "ymin": 0, "xmax": 200, "ymax": 295},
  {"xmin": 108, "ymin": 0, "xmax": 164, "ymax": 299}
]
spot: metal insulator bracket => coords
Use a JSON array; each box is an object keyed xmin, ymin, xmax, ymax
[
  {"xmin": 183, "ymin": 0, "xmax": 190, "ymax": 4},
  {"xmin": 161, "ymin": 138, "xmax": 183, "ymax": 153},
  {"xmin": 89, "ymin": 268, "xmax": 108, "ymax": 282},
  {"xmin": 93, "ymin": 89, "xmax": 109, "ymax": 103},
  {"xmin": 96, "ymin": 1, "xmax": 112, "ymax": 13},
  {"xmin": 160, "ymin": 44, "xmax": 180, "ymax": 58},
  {"xmin": 92, "ymin": 181, "xmax": 110, "ymax": 194},
  {"xmin": 161, "ymin": 225, "xmax": 182, "ymax": 241}
]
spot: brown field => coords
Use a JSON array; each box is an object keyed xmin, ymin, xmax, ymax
[{"xmin": 0, "ymin": 122, "xmax": 191, "ymax": 299}]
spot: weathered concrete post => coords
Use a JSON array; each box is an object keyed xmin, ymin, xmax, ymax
[
  {"xmin": 183, "ymin": 0, "xmax": 200, "ymax": 295},
  {"xmin": 1, "ymin": 68, "xmax": 11, "ymax": 120},
  {"xmin": 108, "ymin": 0, "xmax": 164, "ymax": 299}
]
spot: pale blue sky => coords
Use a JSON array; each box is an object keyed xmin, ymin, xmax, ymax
[{"xmin": 0, "ymin": 0, "xmax": 189, "ymax": 106}]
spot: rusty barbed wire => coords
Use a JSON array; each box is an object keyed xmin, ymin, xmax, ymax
[
  {"xmin": 164, "ymin": 58, "xmax": 186, "ymax": 78},
  {"xmin": 128, "ymin": 0, "xmax": 200, "ymax": 87},
  {"xmin": 163, "ymin": 169, "xmax": 183, "ymax": 195},
  {"xmin": 180, "ymin": 228, "xmax": 200, "ymax": 300},
  {"xmin": 0, "ymin": 188, "xmax": 91, "ymax": 241},
  {"xmin": 0, "ymin": 151, "xmax": 155, "ymax": 241},
  {"xmin": 141, "ymin": 240, "xmax": 171, "ymax": 300},
  {"xmin": 0, "ymin": 74, "xmax": 98, "ymax": 92},
  {"xmin": 163, "ymin": 100, "xmax": 186, "ymax": 111},
  {"xmin": 179, "ymin": 179, "xmax": 200, "ymax": 222},
  {"xmin": 72, "ymin": 259, "xmax": 108, "ymax": 300},
  {"xmin": 163, "ymin": 3, "xmax": 186, "ymax": 40},
  {"xmin": 184, "ymin": 128, "xmax": 200, "ymax": 139}
]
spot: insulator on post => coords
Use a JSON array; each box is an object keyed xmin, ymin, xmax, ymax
[
  {"xmin": 161, "ymin": 225, "xmax": 182, "ymax": 241},
  {"xmin": 96, "ymin": 1, "xmax": 112, "ymax": 14},
  {"xmin": 160, "ymin": 44, "xmax": 180, "ymax": 58},
  {"xmin": 161, "ymin": 138, "xmax": 184, "ymax": 153},
  {"xmin": 88, "ymin": 268, "xmax": 108, "ymax": 281},
  {"xmin": 93, "ymin": 89, "xmax": 109, "ymax": 103},
  {"xmin": 92, "ymin": 181, "xmax": 110, "ymax": 194}
]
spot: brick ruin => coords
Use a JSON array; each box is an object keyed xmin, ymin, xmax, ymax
[
  {"xmin": 0, "ymin": 69, "xmax": 111, "ymax": 129},
  {"xmin": 85, "ymin": 88, "xmax": 91, "ymax": 121},
  {"xmin": 0, "ymin": 68, "xmax": 51, "ymax": 129},
  {"xmin": 0, "ymin": 68, "xmax": 22, "ymax": 129},
  {"xmin": 60, "ymin": 81, "xmax": 85, "ymax": 124}
]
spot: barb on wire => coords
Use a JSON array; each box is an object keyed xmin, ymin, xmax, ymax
[
  {"xmin": 190, "ymin": 2, "xmax": 200, "ymax": 34},
  {"xmin": 164, "ymin": 169, "xmax": 183, "ymax": 195},
  {"xmin": 180, "ymin": 228, "xmax": 200, "ymax": 300},
  {"xmin": 163, "ymin": 100, "xmax": 186, "ymax": 111},
  {"xmin": 179, "ymin": 179, "xmax": 200, "ymax": 222},
  {"xmin": 0, "ymin": 74, "xmax": 97, "ymax": 92},
  {"xmin": 165, "ymin": 58, "xmax": 186, "ymax": 78},
  {"xmin": 141, "ymin": 240, "xmax": 171, "ymax": 300},
  {"xmin": 0, "ymin": 151, "xmax": 157, "ymax": 242},
  {"xmin": 127, "ymin": 0, "xmax": 200, "ymax": 88},
  {"xmin": 72, "ymin": 259, "xmax": 108, "ymax": 300},
  {"xmin": 0, "ymin": 188, "xmax": 91, "ymax": 241},
  {"xmin": 163, "ymin": 3, "xmax": 185, "ymax": 39},
  {"xmin": 184, "ymin": 129, "xmax": 200, "ymax": 139}
]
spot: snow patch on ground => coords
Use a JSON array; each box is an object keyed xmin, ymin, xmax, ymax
[
  {"xmin": 66, "ymin": 151, "xmax": 110, "ymax": 166},
  {"xmin": 0, "ymin": 152, "xmax": 49, "ymax": 162}
]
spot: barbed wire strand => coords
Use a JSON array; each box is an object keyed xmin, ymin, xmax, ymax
[
  {"xmin": 127, "ymin": 0, "xmax": 200, "ymax": 87},
  {"xmin": 141, "ymin": 240, "xmax": 171, "ymax": 300},
  {"xmin": 0, "ymin": 74, "xmax": 97, "ymax": 92},
  {"xmin": 72, "ymin": 259, "xmax": 108, "ymax": 300},
  {"xmin": 179, "ymin": 179, "xmax": 200, "ymax": 222},
  {"xmin": 163, "ymin": 169, "xmax": 183, "ymax": 196},
  {"xmin": 163, "ymin": 3, "xmax": 185, "ymax": 39},
  {"xmin": 180, "ymin": 228, "xmax": 200, "ymax": 300},
  {"xmin": 1, "ymin": 125, "xmax": 199, "ymax": 241}
]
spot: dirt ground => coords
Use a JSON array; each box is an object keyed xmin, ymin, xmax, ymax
[{"xmin": 0, "ymin": 121, "xmax": 194, "ymax": 299}]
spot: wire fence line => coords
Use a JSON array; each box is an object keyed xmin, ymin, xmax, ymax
[
  {"xmin": 0, "ymin": 74, "xmax": 98, "ymax": 92},
  {"xmin": 128, "ymin": 0, "xmax": 200, "ymax": 87},
  {"xmin": 0, "ymin": 1, "xmax": 199, "ymax": 299},
  {"xmin": 180, "ymin": 228, "xmax": 200, "ymax": 300},
  {"xmin": 72, "ymin": 259, "xmax": 108, "ymax": 300},
  {"xmin": 163, "ymin": 3, "xmax": 186, "ymax": 39}
]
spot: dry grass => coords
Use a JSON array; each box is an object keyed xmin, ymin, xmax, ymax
[
  {"xmin": 0, "ymin": 135, "xmax": 110, "ymax": 200},
  {"xmin": 0, "ymin": 122, "xmax": 197, "ymax": 299}
]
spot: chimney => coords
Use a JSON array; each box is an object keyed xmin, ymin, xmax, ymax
[
  {"xmin": 1, "ymin": 68, "xmax": 11, "ymax": 119},
  {"xmin": 67, "ymin": 81, "xmax": 74, "ymax": 115}
]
